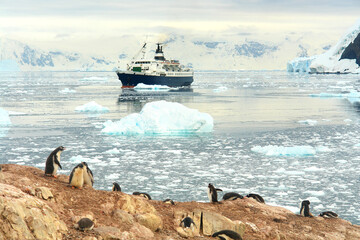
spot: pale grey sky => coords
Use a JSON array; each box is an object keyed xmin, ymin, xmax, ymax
[{"xmin": 1, "ymin": 0, "xmax": 359, "ymax": 54}]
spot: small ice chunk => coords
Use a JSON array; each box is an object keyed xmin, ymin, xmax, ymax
[
  {"xmin": 298, "ymin": 119, "xmax": 317, "ymax": 126},
  {"xmin": 134, "ymin": 83, "xmax": 170, "ymax": 91},
  {"xmin": 75, "ymin": 101, "xmax": 109, "ymax": 113},
  {"xmin": 213, "ymin": 86, "xmax": 228, "ymax": 92},
  {"xmin": 59, "ymin": 88, "xmax": 76, "ymax": 94},
  {"xmin": 251, "ymin": 145, "xmax": 316, "ymax": 156},
  {"xmin": 105, "ymin": 148, "xmax": 120, "ymax": 154}
]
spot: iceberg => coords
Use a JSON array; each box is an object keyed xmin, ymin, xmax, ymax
[
  {"xmin": 0, "ymin": 59, "xmax": 20, "ymax": 71},
  {"xmin": 310, "ymin": 91, "xmax": 360, "ymax": 105},
  {"xmin": 298, "ymin": 119, "xmax": 318, "ymax": 126},
  {"xmin": 0, "ymin": 108, "xmax": 11, "ymax": 125},
  {"xmin": 75, "ymin": 101, "xmax": 109, "ymax": 113},
  {"xmin": 102, "ymin": 100, "xmax": 213, "ymax": 135},
  {"xmin": 287, "ymin": 19, "xmax": 360, "ymax": 73}
]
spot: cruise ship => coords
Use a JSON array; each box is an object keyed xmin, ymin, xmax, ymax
[{"xmin": 116, "ymin": 43, "xmax": 194, "ymax": 88}]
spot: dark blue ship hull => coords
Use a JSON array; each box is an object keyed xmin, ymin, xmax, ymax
[{"xmin": 117, "ymin": 72, "xmax": 193, "ymax": 88}]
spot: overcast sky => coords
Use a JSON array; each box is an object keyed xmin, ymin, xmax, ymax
[{"xmin": 1, "ymin": 0, "xmax": 359, "ymax": 54}]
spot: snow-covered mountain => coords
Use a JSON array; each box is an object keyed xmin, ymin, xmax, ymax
[
  {"xmin": 0, "ymin": 38, "xmax": 116, "ymax": 71},
  {"xmin": 0, "ymin": 34, "xmax": 329, "ymax": 71},
  {"xmin": 287, "ymin": 19, "xmax": 360, "ymax": 74}
]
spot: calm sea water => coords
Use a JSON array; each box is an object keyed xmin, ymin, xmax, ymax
[{"xmin": 0, "ymin": 71, "xmax": 360, "ymax": 223}]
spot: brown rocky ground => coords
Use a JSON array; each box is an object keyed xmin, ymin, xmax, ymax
[{"xmin": 1, "ymin": 164, "xmax": 360, "ymax": 239}]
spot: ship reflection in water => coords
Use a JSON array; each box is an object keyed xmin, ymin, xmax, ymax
[{"xmin": 117, "ymin": 87, "xmax": 195, "ymax": 112}]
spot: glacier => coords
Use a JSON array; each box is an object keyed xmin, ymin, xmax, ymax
[
  {"xmin": 102, "ymin": 100, "xmax": 213, "ymax": 135},
  {"xmin": 287, "ymin": 19, "xmax": 360, "ymax": 73},
  {"xmin": 75, "ymin": 101, "xmax": 109, "ymax": 113}
]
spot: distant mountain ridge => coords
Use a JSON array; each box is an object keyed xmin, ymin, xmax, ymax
[
  {"xmin": 0, "ymin": 38, "xmax": 115, "ymax": 71},
  {"xmin": 0, "ymin": 35, "xmax": 330, "ymax": 71}
]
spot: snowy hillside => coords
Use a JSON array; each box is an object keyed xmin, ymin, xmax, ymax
[
  {"xmin": 0, "ymin": 34, "xmax": 330, "ymax": 71},
  {"xmin": 0, "ymin": 38, "xmax": 116, "ymax": 71},
  {"xmin": 287, "ymin": 19, "xmax": 360, "ymax": 74}
]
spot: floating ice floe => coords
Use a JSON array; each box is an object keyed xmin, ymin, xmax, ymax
[
  {"xmin": 102, "ymin": 100, "xmax": 214, "ymax": 135},
  {"xmin": 251, "ymin": 145, "xmax": 331, "ymax": 157},
  {"xmin": 75, "ymin": 101, "xmax": 109, "ymax": 113},
  {"xmin": 80, "ymin": 76, "xmax": 108, "ymax": 82},
  {"xmin": 310, "ymin": 91, "xmax": 360, "ymax": 105},
  {"xmin": 0, "ymin": 108, "xmax": 11, "ymax": 125},
  {"xmin": 105, "ymin": 148, "xmax": 120, "ymax": 154},
  {"xmin": 298, "ymin": 119, "xmax": 318, "ymax": 126},
  {"xmin": 59, "ymin": 88, "xmax": 76, "ymax": 94},
  {"xmin": 134, "ymin": 83, "xmax": 171, "ymax": 91},
  {"xmin": 213, "ymin": 86, "xmax": 228, "ymax": 93}
]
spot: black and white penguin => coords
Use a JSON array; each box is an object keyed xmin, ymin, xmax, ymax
[
  {"xmin": 180, "ymin": 216, "xmax": 196, "ymax": 229},
  {"xmin": 300, "ymin": 200, "xmax": 313, "ymax": 217},
  {"xmin": 133, "ymin": 192, "xmax": 152, "ymax": 200},
  {"xmin": 163, "ymin": 199, "xmax": 175, "ymax": 205},
  {"xmin": 75, "ymin": 218, "xmax": 94, "ymax": 231},
  {"xmin": 207, "ymin": 183, "xmax": 223, "ymax": 203},
  {"xmin": 212, "ymin": 230, "xmax": 242, "ymax": 240},
  {"xmin": 246, "ymin": 193, "xmax": 265, "ymax": 203},
  {"xmin": 45, "ymin": 146, "xmax": 66, "ymax": 177},
  {"xmin": 82, "ymin": 162, "xmax": 94, "ymax": 187},
  {"xmin": 223, "ymin": 192, "xmax": 244, "ymax": 201},
  {"xmin": 319, "ymin": 211, "xmax": 338, "ymax": 218},
  {"xmin": 112, "ymin": 182, "xmax": 121, "ymax": 191},
  {"xmin": 69, "ymin": 163, "xmax": 85, "ymax": 189}
]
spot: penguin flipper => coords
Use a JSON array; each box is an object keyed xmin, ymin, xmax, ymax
[
  {"xmin": 54, "ymin": 157, "xmax": 62, "ymax": 169},
  {"xmin": 69, "ymin": 167, "xmax": 76, "ymax": 184},
  {"xmin": 216, "ymin": 188, "xmax": 223, "ymax": 192}
]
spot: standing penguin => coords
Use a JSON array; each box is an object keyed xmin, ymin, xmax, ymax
[
  {"xmin": 300, "ymin": 200, "xmax": 313, "ymax": 217},
  {"xmin": 45, "ymin": 146, "xmax": 66, "ymax": 178},
  {"xmin": 207, "ymin": 183, "xmax": 222, "ymax": 203},
  {"xmin": 69, "ymin": 163, "xmax": 85, "ymax": 189},
  {"xmin": 112, "ymin": 182, "xmax": 121, "ymax": 191},
  {"xmin": 82, "ymin": 162, "xmax": 94, "ymax": 187}
]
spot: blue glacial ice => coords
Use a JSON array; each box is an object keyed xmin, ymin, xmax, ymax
[
  {"xmin": 251, "ymin": 145, "xmax": 331, "ymax": 157},
  {"xmin": 102, "ymin": 100, "xmax": 214, "ymax": 135},
  {"xmin": 75, "ymin": 101, "xmax": 109, "ymax": 113}
]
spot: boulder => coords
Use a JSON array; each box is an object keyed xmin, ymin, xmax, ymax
[
  {"xmin": 135, "ymin": 213, "xmax": 162, "ymax": 232},
  {"xmin": 130, "ymin": 222, "xmax": 155, "ymax": 239},
  {"xmin": 94, "ymin": 226, "xmax": 122, "ymax": 240},
  {"xmin": 112, "ymin": 209, "xmax": 135, "ymax": 225},
  {"xmin": 0, "ymin": 183, "xmax": 67, "ymax": 240},
  {"xmin": 35, "ymin": 187, "xmax": 54, "ymax": 200}
]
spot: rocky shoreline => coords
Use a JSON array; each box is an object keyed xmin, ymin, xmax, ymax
[{"xmin": 1, "ymin": 164, "xmax": 360, "ymax": 239}]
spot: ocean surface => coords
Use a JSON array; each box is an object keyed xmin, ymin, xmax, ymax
[{"xmin": 1, "ymin": 71, "xmax": 360, "ymax": 224}]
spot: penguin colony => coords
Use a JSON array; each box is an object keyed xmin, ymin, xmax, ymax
[{"xmin": 43, "ymin": 146, "xmax": 339, "ymax": 238}]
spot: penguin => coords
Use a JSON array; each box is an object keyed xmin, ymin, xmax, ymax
[
  {"xmin": 163, "ymin": 199, "xmax": 175, "ymax": 205},
  {"xmin": 82, "ymin": 162, "xmax": 94, "ymax": 187},
  {"xmin": 45, "ymin": 146, "xmax": 66, "ymax": 178},
  {"xmin": 223, "ymin": 192, "xmax": 244, "ymax": 201},
  {"xmin": 246, "ymin": 193, "xmax": 265, "ymax": 203},
  {"xmin": 207, "ymin": 183, "xmax": 222, "ymax": 203},
  {"xmin": 69, "ymin": 163, "xmax": 85, "ymax": 189},
  {"xmin": 75, "ymin": 218, "xmax": 94, "ymax": 231},
  {"xmin": 133, "ymin": 192, "xmax": 152, "ymax": 200},
  {"xmin": 112, "ymin": 182, "xmax": 121, "ymax": 191},
  {"xmin": 319, "ymin": 211, "xmax": 338, "ymax": 218},
  {"xmin": 180, "ymin": 216, "xmax": 196, "ymax": 229},
  {"xmin": 300, "ymin": 200, "xmax": 313, "ymax": 217},
  {"xmin": 212, "ymin": 230, "xmax": 242, "ymax": 240}
]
